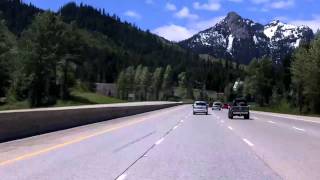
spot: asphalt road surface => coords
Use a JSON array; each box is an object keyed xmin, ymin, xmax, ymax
[{"xmin": 1, "ymin": 105, "xmax": 320, "ymax": 180}]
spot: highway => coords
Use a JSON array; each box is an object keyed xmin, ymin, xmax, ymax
[{"xmin": 0, "ymin": 105, "xmax": 320, "ymax": 180}]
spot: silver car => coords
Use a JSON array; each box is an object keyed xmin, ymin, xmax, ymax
[
  {"xmin": 212, "ymin": 102, "xmax": 222, "ymax": 111},
  {"xmin": 193, "ymin": 101, "xmax": 208, "ymax": 115}
]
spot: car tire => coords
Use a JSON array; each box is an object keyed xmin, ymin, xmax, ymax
[
  {"xmin": 193, "ymin": 112, "xmax": 196, "ymax": 115},
  {"xmin": 244, "ymin": 114, "xmax": 250, "ymax": 119},
  {"xmin": 229, "ymin": 114, "xmax": 233, "ymax": 119},
  {"xmin": 206, "ymin": 112, "xmax": 208, "ymax": 115}
]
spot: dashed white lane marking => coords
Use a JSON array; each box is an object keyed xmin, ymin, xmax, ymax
[
  {"xmin": 180, "ymin": 120, "xmax": 184, "ymax": 123},
  {"xmin": 220, "ymin": 120, "xmax": 225, "ymax": 123},
  {"xmin": 116, "ymin": 174, "xmax": 127, "ymax": 180},
  {"xmin": 228, "ymin": 126, "xmax": 233, "ymax": 130},
  {"xmin": 243, "ymin": 138, "xmax": 254, "ymax": 147},
  {"xmin": 253, "ymin": 117, "xmax": 259, "ymax": 120},
  {"xmin": 293, "ymin": 126, "xmax": 305, "ymax": 132},
  {"xmin": 268, "ymin": 121, "xmax": 276, "ymax": 124},
  {"xmin": 155, "ymin": 138, "xmax": 165, "ymax": 145},
  {"xmin": 173, "ymin": 125, "xmax": 179, "ymax": 130}
]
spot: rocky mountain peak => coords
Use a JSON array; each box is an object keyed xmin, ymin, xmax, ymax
[
  {"xmin": 179, "ymin": 12, "xmax": 314, "ymax": 64},
  {"xmin": 225, "ymin": 12, "xmax": 242, "ymax": 23}
]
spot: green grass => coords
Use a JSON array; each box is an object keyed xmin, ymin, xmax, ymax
[
  {"xmin": 55, "ymin": 91, "xmax": 125, "ymax": 107},
  {"xmin": 0, "ymin": 100, "xmax": 30, "ymax": 111},
  {"xmin": 250, "ymin": 101, "xmax": 320, "ymax": 117},
  {"xmin": 0, "ymin": 91, "xmax": 126, "ymax": 111}
]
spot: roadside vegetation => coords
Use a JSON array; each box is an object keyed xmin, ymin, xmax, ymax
[
  {"xmin": 235, "ymin": 33, "xmax": 320, "ymax": 115},
  {"xmin": 0, "ymin": 1, "xmax": 243, "ymax": 110},
  {"xmin": 0, "ymin": 89, "xmax": 125, "ymax": 111}
]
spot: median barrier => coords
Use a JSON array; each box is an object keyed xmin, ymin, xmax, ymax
[{"xmin": 0, "ymin": 102, "xmax": 181, "ymax": 142}]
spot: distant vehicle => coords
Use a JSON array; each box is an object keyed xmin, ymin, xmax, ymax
[
  {"xmin": 193, "ymin": 101, "xmax": 208, "ymax": 115},
  {"xmin": 222, "ymin": 103, "xmax": 230, "ymax": 109},
  {"xmin": 228, "ymin": 98, "xmax": 250, "ymax": 119},
  {"xmin": 212, "ymin": 102, "xmax": 222, "ymax": 110}
]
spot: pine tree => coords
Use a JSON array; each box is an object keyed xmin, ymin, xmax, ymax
[
  {"xmin": 116, "ymin": 70, "xmax": 127, "ymax": 99},
  {"xmin": 19, "ymin": 12, "xmax": 75, "ymax": 106},
  {"xmin": 161, "ymin": 65, "xmax": 173, "ymax": 100},
  {"xmin": 139, "ymin": 67, "xmax": 151, "ymax": 100},
  {"xmin": 0, "ymin": 19, "xmax": 16, "ymax": 97},
  {"xmin": 291, "ymin": 47, "xmax": 309, "ymax": 112},
  {"xmin": 151, "ymin": 67, "xmax": 163, "ymax": 100}
]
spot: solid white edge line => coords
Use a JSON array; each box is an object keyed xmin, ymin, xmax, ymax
[
  {"xmin": 243, "ymin": 138, "xmax": 254, "ymax": 147},
  {"xmin": 155, "ymin": 138, "xmax": 164, "ymax": 145},
  {"xmin": 116, "ymin": 174, "xmax": 127, "ymax": 180},
  {"xmin": 228, "ymin": 126, "xmax": 233, "ymax": 130},
  {"xmin": 252, "ymin": 112, "xmax": 320, "ymax": 124},
  {"xmin": 268, "ymin": 121, "xmax": 276, "ymax": 124},
  {"xmin": 293, "ymin": 126, "xmax": 305, "ymax": 132}
]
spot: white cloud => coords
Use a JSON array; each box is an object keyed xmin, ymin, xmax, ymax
[
  {"xmin": 270, "ymin": 0, "xmax": 295, "ymax": 9},
  {"xmin": 145, "ymin": 0, "xmax": 154, "ymax": 4},
  {"xmin": 124, "ymin": 10, "xmax": 141, "ymax": 19},
  {"xmin": 175, "ymin": 7, "xmax": 199, "ymax": 20},
  {"xmin": 193, "ymin": 0, "xmax": 221, "ymax": 11},
  {"xmin": 152, "ymin": 24, "xmax": 196, "ymax": 42},
  {"xmin": 290, "ymin": 15, "xmax": 320, "ymax": 32},
  {"xmin": 153, "ymin": 16, "xmax": 225, "ymax": 42},
  {"xmin": 166, "ymin": 2, "xmax": 177, "ymax": 11}
]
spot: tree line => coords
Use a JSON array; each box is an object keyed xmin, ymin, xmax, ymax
[
  {"xmin": 0, "ymin": 1, "xmax": 243, "ymax": 107},
  {"xmin": 241, "ymin": 33, "xmax": 320, "ymax": 114},
  {"xmin": 117, "ymin": 65, "xmax": 194, "ymax": 101}
]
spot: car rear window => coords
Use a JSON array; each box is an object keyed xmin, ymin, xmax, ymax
[
  {"xmin": 234, "ymin": 101, "xmax": 247, "ymax": 106},
  {"xmin": 196, "ymin": 103, "xmax": 207, "ymax": 106}
]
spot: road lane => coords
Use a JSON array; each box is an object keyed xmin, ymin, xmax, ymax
[
  {"xmin": 125, "ymin": 111, "xmax": 280, "ymax": 180},
  {"xmin": 0, "ymin": 105, "xmax": 189, "ymax": 180},
  {"xmin": 213, "ymin": 109, "xmax": 320, "ymax": 180},
  {"xmin": 1, "ymin": 105, "xmax": 320, "ymax": 180}
]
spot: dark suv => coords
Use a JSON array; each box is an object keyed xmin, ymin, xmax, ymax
[{"xmin": 228, "ymin": 98, "xmax": 250, "ymax": 119}]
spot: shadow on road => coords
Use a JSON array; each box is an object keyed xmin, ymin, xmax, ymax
[{"xmin": 230, "ymin": 117, "xmax": 254, "ymax": 121}]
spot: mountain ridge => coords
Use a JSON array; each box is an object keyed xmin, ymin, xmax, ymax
[{"xmin": 179, "ymin": 12, "xmax": 314, "ymax": 64}]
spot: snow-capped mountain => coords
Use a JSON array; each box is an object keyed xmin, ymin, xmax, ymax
[{"xmin": 179, "ymin": 12, "xmax": 314, "ymax": 64}]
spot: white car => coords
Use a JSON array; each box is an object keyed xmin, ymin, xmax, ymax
[
  {"xmin": 212, "ymin": 102, "xmax": 222, "ymax": 111},
  {"xmin": 193, "ymin": 101, "xmax": 208, "ymax": 115}
]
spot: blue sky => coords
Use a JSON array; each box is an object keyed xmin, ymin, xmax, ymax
[{"xmin": 24, "ymin": 0, "xmax": 320, "ymax": 41}]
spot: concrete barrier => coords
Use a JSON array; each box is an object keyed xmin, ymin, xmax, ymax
[{"xmin": 0, "ymin": 102, "xmax": 181, "ymax": 143}]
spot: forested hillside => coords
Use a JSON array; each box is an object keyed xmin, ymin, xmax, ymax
[{"xmin": 0, "ymin": 0, "xmax": 242, "ymax": 107}]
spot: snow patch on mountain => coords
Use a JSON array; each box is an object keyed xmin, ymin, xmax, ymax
[
  {"xmin": 227, "ymin": 34, "xmax": 234, "ymax": 54},
  {"xmin": 179, "ymin": 12, "xmax": 314, "ymax": 64},
  {"xmin": 253, "ymin": 35, "xmax": 258, "ymax": 44}
]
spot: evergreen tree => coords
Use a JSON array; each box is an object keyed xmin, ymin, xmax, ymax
[
  {"xmin": 116, "ymin": 70, "xmax": 127, "ymax": 99},
  {"xmin": 19, "ymin": 12, "xmax": 77, "ymax": 106},
  {"xmin": 243, "ymin": 57, "xmax": 274, "ymax": 106},
  {"xmin": 139, "ymin": 67, "xmax": 151, "ymax": 100},
  {"xmin": 161, "ymin": 65, "xmax": 173, "ymax": 100},
  {"xmin": 134, "ymin": 65, "xmax": 143, "ymax": 100},
  {"xmin": 151, "ymin": 67, "xmax": 163, "ymax": 100},
  {"xmin": 0, "ymin": 19, "xmax": 16, "ymax": 97},
  {"xmin": 177, "ymin": 72, "xmax": 187, "ymax": 99}
]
